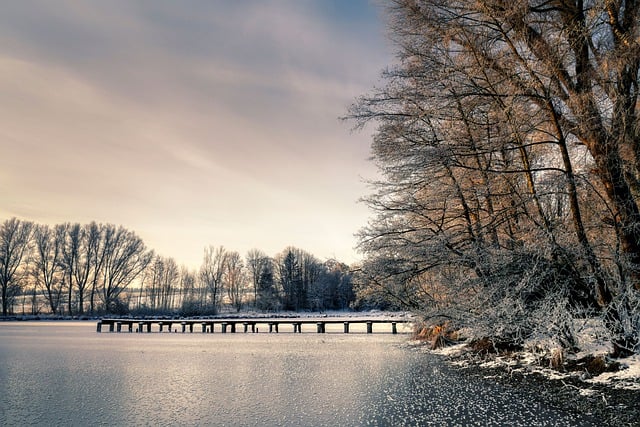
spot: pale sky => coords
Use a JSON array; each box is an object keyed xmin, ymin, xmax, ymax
[{"xmin": 0, "ymin": 1, "xmax": 391, "ymax": 268}]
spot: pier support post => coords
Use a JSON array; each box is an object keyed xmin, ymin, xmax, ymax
[
  {"xmin": 366, "ymin": 321, "xmax": 373, "ymax": 334},
  {"xmin": 97, "ymin": 321, "xmax": 102, "ymax": 333},
  {"xmin": 189, "ymin": 323, "xmax": 194, "ymax": 333},
  {"xmin": 316, "ymin": 322, "xmax": 325, "ymax": 333},
  {"xmin": 159, "ymin": 322, "xmax": 164, "ymax": 333},
  {"xmin": 243, "ymin": 322, "xmax": 249, "ymax": 333},
  {"xmin": 268, "ymin": 323, "xmax": 274, "ymax": 333},
  {"xmin": 231, "ymin": 323, "xmax": 236, "ymax": 333},
  {"xmin": 392, "ymin": 322, "xmax": 397, "ymax": 334},
  {"xmin": 222, "ymin": 322, "xmax": 228, "ymax": 333},
  {"xmin": 128, "ymin": 322, "xmax": 133, "ymax": 333},
  {"xmin": 109, "ymin": 322, "xmax": 115, "ymax": 333},
  {"xmin": 201, "ymin": 322, "xmax": 207, "ymax": 333},
  {"xmin": 209, "ymin": 322, "xmax": 214, "ymax": 333},
  {"xmin": 116, "ymin": 322, "xmax": 122, "ymax": 333},
  {"xmin": 138, "ymin": 322, "xmax": 144, "ymax": 333},
  {"xmin": 343, "ymin": 322, "xmax": 349, "ymax": 333},
  {"xmin": 181, "ymin": 322, "xmax": 186, "ymax": 333}
]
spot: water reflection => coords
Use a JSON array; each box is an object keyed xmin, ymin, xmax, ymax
[{"xmin": 0, "ymin": 322, "xmax": 597, "ymax": 426}]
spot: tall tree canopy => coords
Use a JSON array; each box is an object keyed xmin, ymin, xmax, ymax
[{"xmin": 349, "ymin": 0, "xmax": 640, "ymax": 356}]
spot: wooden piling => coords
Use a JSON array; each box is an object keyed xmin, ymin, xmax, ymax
[{"xmin": 97, "ymin": 317, "xmax": 410, "ymax": 336}]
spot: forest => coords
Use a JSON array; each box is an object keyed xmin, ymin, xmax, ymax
[
  {"xmin": 0, "ymin": 218, "xmax": 354, "ymax": 317},
  {"xmin": 347, "ymin": 0, "xmax": 640, "ymax": 358}
]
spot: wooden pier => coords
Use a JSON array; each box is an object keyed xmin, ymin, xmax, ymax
[{"xmin": 96, "ymin": 317, "xmax": 411, "ymax": 334}]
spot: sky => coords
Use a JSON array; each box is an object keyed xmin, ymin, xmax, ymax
[{"xmin": 0, "ymin": 1, "xmax": 392, "ymax": 268}]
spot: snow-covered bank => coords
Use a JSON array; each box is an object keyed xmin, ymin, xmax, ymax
[{"xmin": 409, "ymin": 324, "xmax": 640, "ymax": 426}]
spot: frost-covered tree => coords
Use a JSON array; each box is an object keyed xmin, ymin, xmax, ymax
[{"xmin": 349, "ymin": 0, "xmax": 640, "ymax": 356}]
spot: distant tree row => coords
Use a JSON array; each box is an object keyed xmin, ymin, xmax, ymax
[{"xmin": 0, "ymin": 218, "xmax": 354, "ymax": 316}]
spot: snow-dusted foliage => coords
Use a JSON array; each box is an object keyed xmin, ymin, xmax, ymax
[{"xmin": 349, "ymin": 0, "xmax": 640, "ymax": 356}]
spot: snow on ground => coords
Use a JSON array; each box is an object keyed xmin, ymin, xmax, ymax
[
  {"xmin": 587, "ymin": 354, "xmax": 640, "ymax": 390},
  {"xmin": 413, "ymin": 317, "xmax": 640, "ymax": 391}
]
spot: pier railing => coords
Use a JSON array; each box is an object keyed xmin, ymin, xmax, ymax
[{"xmin": 96, "ymin": 317, "xmax": 411, "ymax": 334}]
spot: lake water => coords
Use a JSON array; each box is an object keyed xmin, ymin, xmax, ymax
[{"xmin": 0, "ymin": 321, "xmax": 597, "ymax": 426}]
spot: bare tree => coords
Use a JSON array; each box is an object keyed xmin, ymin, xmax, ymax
[
  {"xmin": 0, "ymin": 218, "xmax": 33, "ymax": 316},
  {"xmin": 154, "ymin": 256, "xmax": 179, "ymax": 311},
  {"xmin": 349, "ymin": 0, "xmax": 640, "ymax": 355},
  {"xmin": 225, "ymin": 251, "xmax": 245, "ymax": 312},
  {"xmin": 99, "ymin": 224, "xmax": 153, "ymax": 313},
  {"xmin": 32, "ymin": 224, "xmax": 65, "ymax": 314},
  {"xmin": 199, "ymin": 245, "xmax": 227, "ymax": 314},
  {"xmin": 179, "ymin": 266, "xmax": 198, "ymax": 314},
  {"xmin": 70, "ymin": 223, "xmax": 100, "ymax": 315},
  {"xmin": 246, "ymin": 249, "xmax": 268, "ymax": 307},
  {"xmin": 87, "ymin": 222, "xmax": 106, "ymax": 314}
]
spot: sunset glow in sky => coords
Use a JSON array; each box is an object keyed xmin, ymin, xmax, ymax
[{"xmin": 0, "ymin": 1, "xmax": 391, "ymax": 267}]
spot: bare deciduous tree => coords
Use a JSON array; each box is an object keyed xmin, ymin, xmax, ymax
[
  {"xmin": 200, "ymin": 245, "xmax": 227, "ymax": 314},
  {"xmin": 32, "ymin": 224, "xmax": 65, "ymax": 314},
  {"xmin": 246, "ymin": 248, "xmax": 268, "ymax": 307},
  {"xmin": 99, "ymin": 224, "xmax": 153, "ymax": 313},
  {"xmin": 0, "ymin": 218, "xmax": 33, "ymax": 316},
  {"xmin": 225, "ymin": 251, "xmax": 245, "ymax": 312},
  {"xmin": 349, "ymin": 0, "xmax": 640, "ymax": 355}
]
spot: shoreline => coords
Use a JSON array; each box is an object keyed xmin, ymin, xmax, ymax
[{"xmin": 419, "ymin": 344, "xmax": 640, "ymax": 426}]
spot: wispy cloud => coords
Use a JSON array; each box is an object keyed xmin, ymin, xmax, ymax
[{"xmin": 0, "ymin": 0, "xmax": 389, "ymax": 265}]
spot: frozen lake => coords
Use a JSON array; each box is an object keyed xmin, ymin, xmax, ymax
[{"xmin": 0, "ymin": 321, "xmax": 597, "ymax": 426}]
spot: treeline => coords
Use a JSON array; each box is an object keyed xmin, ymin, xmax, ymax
[
  {"xmin": 0, "ymin": 218, "xmax": 354, "ymax": 316},
  {"xmin": 348, "ymin": 1, "xmax": 640, "ymax": 357}
]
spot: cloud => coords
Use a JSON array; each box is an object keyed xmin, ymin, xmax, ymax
[{"xmin": 0, "ymin": 0, "xmax": 389, "ymax": 266}]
